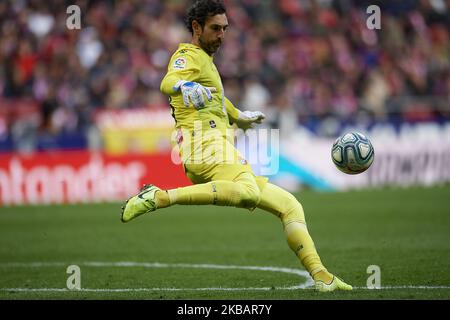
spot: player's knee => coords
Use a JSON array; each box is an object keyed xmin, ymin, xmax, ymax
[
  {"xmin": 234, "ymin": 173, "xmax": 261, "ymax": 209},
  {"xmin": 279, "ymin": 192, "xmax": 305, "ymax": 224},
  {"xmin": 239, "ymin": 183, "xmax": 261, "ymax": 209}
]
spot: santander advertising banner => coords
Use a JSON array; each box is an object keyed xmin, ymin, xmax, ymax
[{"xmin": 0, "ymin": 151, "xmax": 191, "ymax": 206}]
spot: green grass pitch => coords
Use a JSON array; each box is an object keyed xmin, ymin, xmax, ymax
[{"xmin": 0, "ymin": 185, "xmax": 449, "ymax": 300}]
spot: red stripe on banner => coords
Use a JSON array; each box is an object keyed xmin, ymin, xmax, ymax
[{"xmin": 0, "ymin": 151, "xmax": 191, "ymax": 206}]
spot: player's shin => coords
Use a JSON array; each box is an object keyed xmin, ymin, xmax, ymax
[
  {"xmin": 284, "ymin": 221, "xmax": 332, "ymax": 283},
  {"xmin": 164, "ymin": 180, "xmax": 261, "ymax": 208},
  {"xmin": 257, "ymin": 183, "xmax": 333, "ymax": 284},
  {"xmin": 165, "ymin": 181, "xmax": 239, "ymax": 206}
]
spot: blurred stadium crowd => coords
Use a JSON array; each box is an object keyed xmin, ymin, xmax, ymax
[{"xmin": 0, "ymin": 0, "xmax": 449, "ymax": 152}]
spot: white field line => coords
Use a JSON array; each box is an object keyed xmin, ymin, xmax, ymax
[
  {"xmin": 2, "ymin": 286, "xmax": 450, "ymax": 293},
  {"xmin": 0, "ymin": 262, "xmax": 449, "ymax": 292},
  {"xmin": 0, "ymin": 261, "xmax": 313, "ymax": 291}
]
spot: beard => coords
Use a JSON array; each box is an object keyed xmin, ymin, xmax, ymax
[{"xmin": 199, "ymin": 36, "xmax": 222, "ymax": 55}]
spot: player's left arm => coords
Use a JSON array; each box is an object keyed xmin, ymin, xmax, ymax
[{"xmin": 225, "ymin": 96, "xmax": 265, "ymax": 130}]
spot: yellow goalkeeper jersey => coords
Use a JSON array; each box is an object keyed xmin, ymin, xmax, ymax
[{"xmin": 160, "ymin": 43, "xmax": 239, "ymax": 135}]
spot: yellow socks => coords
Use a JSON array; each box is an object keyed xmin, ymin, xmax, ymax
[
  {"xmin": 257, "ymin": 183, "xmax": 332, "ymax": 282},
  {"xmin": 284, "ymin": 222, "xmax": 333, "ymax": 284},
  {"xmin": 156, "ymin": 173, "xmax": 260, "ymax": 209},
  {"xmin": 165, "ymin": 181, "xmax": 240, "ymax": 207},
  {"xmin": 314, "ymin": 270, "xmax": 334, "ymax": 284},
  {"xmin": 155, "ymin": 191, "xmax": 171, "ymax": 209}
]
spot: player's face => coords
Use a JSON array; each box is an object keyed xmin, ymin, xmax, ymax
[{"xmin": 198, "ymin": 14, "xmax": 228, "ymax": 55}]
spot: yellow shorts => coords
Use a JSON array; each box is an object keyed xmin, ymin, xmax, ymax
[{"xmin": 180, "ymin": 131, "xmax": 268, "ymax": 192}]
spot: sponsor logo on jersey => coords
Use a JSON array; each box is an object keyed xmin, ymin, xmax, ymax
[
  {"xmin": 176, "ymin": 129, "xmax": 184, "ymax": 146},
  {"xmin": 173, "ymin": 57, "xmax": 187, "ymax": 69},
  {"xmin": 238, "ymin": 156, "xmax": 248, "ymax": 165}
]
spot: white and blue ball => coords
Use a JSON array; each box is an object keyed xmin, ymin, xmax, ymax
[{"xmin": 331, "ymin": 132, "xmax": 374, "ymax": 174}]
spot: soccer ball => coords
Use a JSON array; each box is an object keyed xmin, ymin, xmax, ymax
[{"xmin": 331, "ymin": 132, "xmax": 374, "ymax": 174}]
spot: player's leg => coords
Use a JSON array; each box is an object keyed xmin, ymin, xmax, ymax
[
  {"xmin": 257, "ymin": 182, "xmax": 352, "ymax": 292},
  {"xmin": 159, "ymin": 171, "xmax": 260, "ymax": 208},
  {"xmin": 121, "ymin": 171, "xmax": 260, "ymax": 222},
  {"xmin": 121, "ymin": 136, "xmax": 261, "ymax": 222}
]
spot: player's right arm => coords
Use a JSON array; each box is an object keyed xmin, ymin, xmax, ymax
[
  {"xmin": 161, "ymin": 51, "xmax": 213, "ymax": 109},
  {"xmin": 160, "ymin": 51, "xmax": 200, "ymax": 95}
]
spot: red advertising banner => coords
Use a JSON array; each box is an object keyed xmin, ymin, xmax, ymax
[{"xmin": 0, "ymin": 151, "xmax": 191, "ymax": 206}]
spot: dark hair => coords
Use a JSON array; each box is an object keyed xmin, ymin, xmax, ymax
[{"xmin": 185, "ymin": 0, "xmax": 226, "ymax": 34}]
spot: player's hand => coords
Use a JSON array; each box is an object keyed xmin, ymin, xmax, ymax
[
  {"xmin": 234, "ymin": 110, "xmax": 266, "ymax": 131},
  {"xmin": 173, "ymin": 80, "xmax": 214, "ymax": 109}
]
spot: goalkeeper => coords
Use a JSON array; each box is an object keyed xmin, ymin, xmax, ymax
[{"xmin": 121, "ymin": 0, "xmax": 351, "ymax": 292}]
